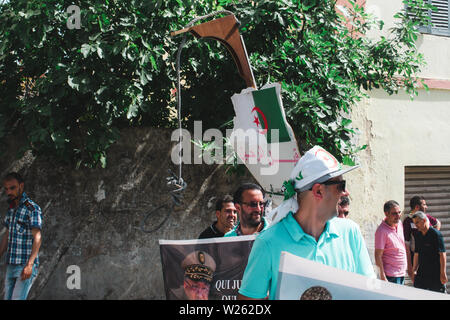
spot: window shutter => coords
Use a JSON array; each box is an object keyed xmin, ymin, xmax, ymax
[
  {"xmin": 407, "ymin": 0, "xmax": 450, "ymax": 36},
  {"xmin": 430, "ymin": 0, "xmax": 450, "ymax": 35}
]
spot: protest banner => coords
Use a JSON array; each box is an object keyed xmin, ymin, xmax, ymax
[
  {"xmin": 276, "ymin": 251, "xmax": 450, "ymax": 300},
  {"xmin": 159, "ymin": 235, "xmax": 255, "ymax": 300}
]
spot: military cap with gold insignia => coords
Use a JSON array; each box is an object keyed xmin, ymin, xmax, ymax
[{"xmin": 181, "ymin": 251, "xmax": 216, "ymax": 283}]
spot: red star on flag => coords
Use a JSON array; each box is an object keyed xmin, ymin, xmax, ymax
[{"xmin": 253, "ymin": 115, "xmax": 261, "ymax": 127}]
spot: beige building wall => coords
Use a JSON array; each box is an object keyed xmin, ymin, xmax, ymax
[
  {"xmin": 366, "ymin": 0, "xmax": 450, "ymax": 80},
  {"xmin": 348, "ymin": 0, "xmax": 450, "ymax": 255},
  {"xmin": 349, "ymin": 89, "xmax": 450, "ymax": 228}
]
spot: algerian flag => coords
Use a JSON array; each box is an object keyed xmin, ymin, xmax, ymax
[
  {"xmin": 232, "ymin": 83, "xmax": 294, "ymax": 142},
  {"xmin": 251, "ymin": 86, "xmax": 291, "ymax": 143},
  {"xmin": 230, "ymin": 83, "xmax": 301, "ymax": 206}
]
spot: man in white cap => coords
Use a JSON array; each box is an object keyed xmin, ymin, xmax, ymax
[{"xmin": 238, "ymin": 146, "xmax": 375, "ymax": 300}]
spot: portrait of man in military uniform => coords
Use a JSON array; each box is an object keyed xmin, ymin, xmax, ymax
[
  {"xmin": 160, "ymin": 237, "xmax": 255, "ymax": 300},
  {"xmin": 172, "ymin": 250, "xmax": 216, "ymax": 300}
]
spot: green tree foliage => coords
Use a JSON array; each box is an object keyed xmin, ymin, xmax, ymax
[{"xmin": 0, "ymin": 0, "xmax": 432, "ymax": 167}]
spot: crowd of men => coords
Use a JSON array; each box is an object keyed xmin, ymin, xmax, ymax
[
  {"xmin": 1, "ymin": 145, "xmax": 447, "ymax": 300},
  {"xmin": 195, "ymin": 146, "xmax": 448, "ymax": 299},
  {"xmin": 375, "ymin": 196, "xmax": 446, "ymax": 293}
]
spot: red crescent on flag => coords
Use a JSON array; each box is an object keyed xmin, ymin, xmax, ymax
[{"xmin": 252, "ymin": 106, "xmax": 268, "ymax": 135}]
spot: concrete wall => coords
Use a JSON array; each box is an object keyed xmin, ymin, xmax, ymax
[{"xmin": 0, "ymin": 127, "xmax": 255, "ymax": 299}]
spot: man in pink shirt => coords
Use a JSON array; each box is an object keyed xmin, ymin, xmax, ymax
[{"xmin": 375, "ymin": 200, "xmax": 411, "ymax": 284}]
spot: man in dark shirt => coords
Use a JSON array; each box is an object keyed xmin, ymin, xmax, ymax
[
  {"xmin": 412, "ymin": 211, "xmax": 447, "ymax": 293},
  {"xmin": 403, "ymin": 195, "xmax": 440, "ymax": 274},
  {"xmin": 198, "ymin": 195, "xmax": 237, "ymax": 239}
]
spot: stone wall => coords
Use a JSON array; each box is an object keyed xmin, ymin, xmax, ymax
[{"xmin": 0, "ymin": 127, "xmax": 254, "ymax": 299}]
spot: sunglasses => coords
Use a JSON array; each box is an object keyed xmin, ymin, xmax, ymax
[
  {"xmin": 322, "ymin": 180, "xmax": 346, "ymax": 192},
  {"xmin": 240, "ymin": 200, "xmax": 268, "ymax": 208}
]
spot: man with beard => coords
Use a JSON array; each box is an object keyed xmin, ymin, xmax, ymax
[
  {"xmin": 337, "ymin": 196, "xmax": 350, "ymax": 218},
  {"xmin": 198, "ymin": 195, "xmax": 237, "ymax": 239},
  {"xmin": 0, "ymin": 172, "xmax": 42, "ymax": 300},
  {"xmin": 238, "ymin": 146, "xmax": 375, "ymax": 300},
  {"xmin": 375, "ymin": 200, "xmax": 409, "ymax": 284},
  {"xmin": 224, "ymin": 183, "xmax": 270, "ymax": 237}
]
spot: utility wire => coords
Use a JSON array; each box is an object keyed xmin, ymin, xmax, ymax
[{"xmin": 139, "ymin": 11, "xmax": 235, "ymax": 234}]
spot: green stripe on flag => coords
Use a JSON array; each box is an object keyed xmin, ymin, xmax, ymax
[{"xmin": 251, "ymin": 86, "xmax": 291, "ymax": 143}]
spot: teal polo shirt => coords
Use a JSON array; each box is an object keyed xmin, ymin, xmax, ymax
[
  {"xmin": 239, "ymin": 212, "xmax": 375, "ymax": 300},
  {"xmin": 224, "ymin": 216, "xmax": 270, "ymax": 237}
]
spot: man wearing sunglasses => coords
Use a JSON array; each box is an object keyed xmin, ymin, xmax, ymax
[
  {"xmin": 224, "ymin": 183, "xmax": 270, "ymax": 237},
  {"xmin": 374, "ymin": 200, "xmax": 409, "ymax": 285},
  {"xmin": 338, "ymin": 196, "xmax": 350, "ymax": 218},
  {"xmin": 238, "ymin": 146, "xmax": 375, "ymax": 300}
]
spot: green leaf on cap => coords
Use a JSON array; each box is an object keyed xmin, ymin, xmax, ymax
[
  {"xmin": 283, "ymin": 180, "xmax": 296, "ymax": 200},
  {"xmin": 295, "ymin": 171, "xmax": 303, "ymax": 181}
]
